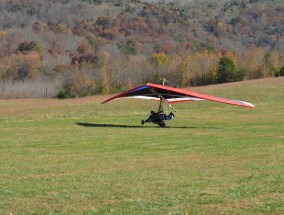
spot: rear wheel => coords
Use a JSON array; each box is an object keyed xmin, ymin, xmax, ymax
[{"xmin": 158, "ymin": 121, "xmax": 166, "ymax": 127}]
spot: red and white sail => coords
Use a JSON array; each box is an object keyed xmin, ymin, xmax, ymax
[{"xmin": 101, "ymin": 83, "xmax": 255, "ymax": 108}]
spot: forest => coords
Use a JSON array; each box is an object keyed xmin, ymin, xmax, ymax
[{"xmin": 0, "ymin": 0, "xmax": 283, "ymax": 98}]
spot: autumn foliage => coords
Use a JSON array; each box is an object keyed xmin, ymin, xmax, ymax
[{"xmin": 0, "ymin": 0, "xmax": 283, "ymax": 98}]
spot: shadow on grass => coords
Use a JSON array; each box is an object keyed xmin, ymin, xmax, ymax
[{"xmin": 75, "ymin": 122, "xmax": 198, "ymax": 129}]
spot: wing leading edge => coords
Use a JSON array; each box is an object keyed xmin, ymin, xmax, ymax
[{"xmin": 101, "ymin": 83, "xmax": 255, "ymax": 108}]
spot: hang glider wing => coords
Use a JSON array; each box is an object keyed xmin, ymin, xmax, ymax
[{"xmin": 101, "ymin": 83, "xmax": 255, "ymax": 108}]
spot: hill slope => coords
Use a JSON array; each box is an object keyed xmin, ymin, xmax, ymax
[{"xmin": 0, "ymin": 0, "xmax": 283, "ymax": 98}]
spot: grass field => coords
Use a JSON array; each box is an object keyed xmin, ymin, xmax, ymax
[{"xmin": 0, "ymin": 78, "xmax": 283, "ymax": 214}]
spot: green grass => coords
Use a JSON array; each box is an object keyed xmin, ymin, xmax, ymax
[{"xmin": 0, "ymin": 78, "xmax": 283, "ymax": 214}]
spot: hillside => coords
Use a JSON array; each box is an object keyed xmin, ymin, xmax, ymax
[{"xmin": 0, "ymin": 0, "xmax": 283, "ymax": 98}]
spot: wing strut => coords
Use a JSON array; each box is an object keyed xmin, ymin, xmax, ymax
[{"xmin": 149, "ymin": 86, "xmax": 176, "ymax": 113}]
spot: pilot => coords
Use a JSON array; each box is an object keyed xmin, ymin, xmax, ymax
[{"xmin": 141, "ymin": 111, "xmax": 175, "ymax": 126}]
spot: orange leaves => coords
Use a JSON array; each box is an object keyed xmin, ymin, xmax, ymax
[
  {"xmin": 7, "ymin": 52, "xmax": 42, "ymax": 81},
  {"xmin": 100, "ymin": 68, "xmax": 110, "ymax": 95},
  {"xmin": 270, "ymin": 50, "xmax": 281, "ymax": 71},
  {"xmin": 0, "ymin": 30, "xmax": 7, "ymax": 41},
  {"xmin": 77, "ymin": 41, "xmax": 92, "ymax": 55},
  {"xmin": 101, "ymin": 50, "xmax": 110, "ymax": 64},
  {"xmin": 182, "ymin": 51, "xmax": 220, "ymax": 86},
  {"xmin": 135, "ymin": 16, "xmax": 149, "ymax": 33},
  {"xmin": 48, "ymin": 21, "xmax": 70, "ymax": 34},
  {"xmin": 238, "ymin": 48, "xmax": 266, "ymax": 79},
  {"xmin": 222, "ymin": 50, "xmax": 237, "ymax": 66},
  {"xmin": 57, "ymin": 71, "xmax": 97, "ymax": 98}
]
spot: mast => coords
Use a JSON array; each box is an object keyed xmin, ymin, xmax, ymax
[{"xmin": 158, "ymin": 96, "xmax": 163, "ymax": 113}]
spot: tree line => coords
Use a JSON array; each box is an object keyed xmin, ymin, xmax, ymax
[{"xmin": 0, "ymin": 0, "xmax": 283, "ymax": 98}]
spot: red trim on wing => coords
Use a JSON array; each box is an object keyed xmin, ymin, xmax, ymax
[
  {"xmin": 101, "ymin": 82, "xmax": 255, "ymax": 108},
  {"xmin": 146, "ymin": 83, "xmax": 255, "ymax": 108}
]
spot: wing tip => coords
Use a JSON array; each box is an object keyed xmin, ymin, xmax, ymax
[{"xmin": 236, "ymin": 100, "xmax": 255, "ymax": 108}]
